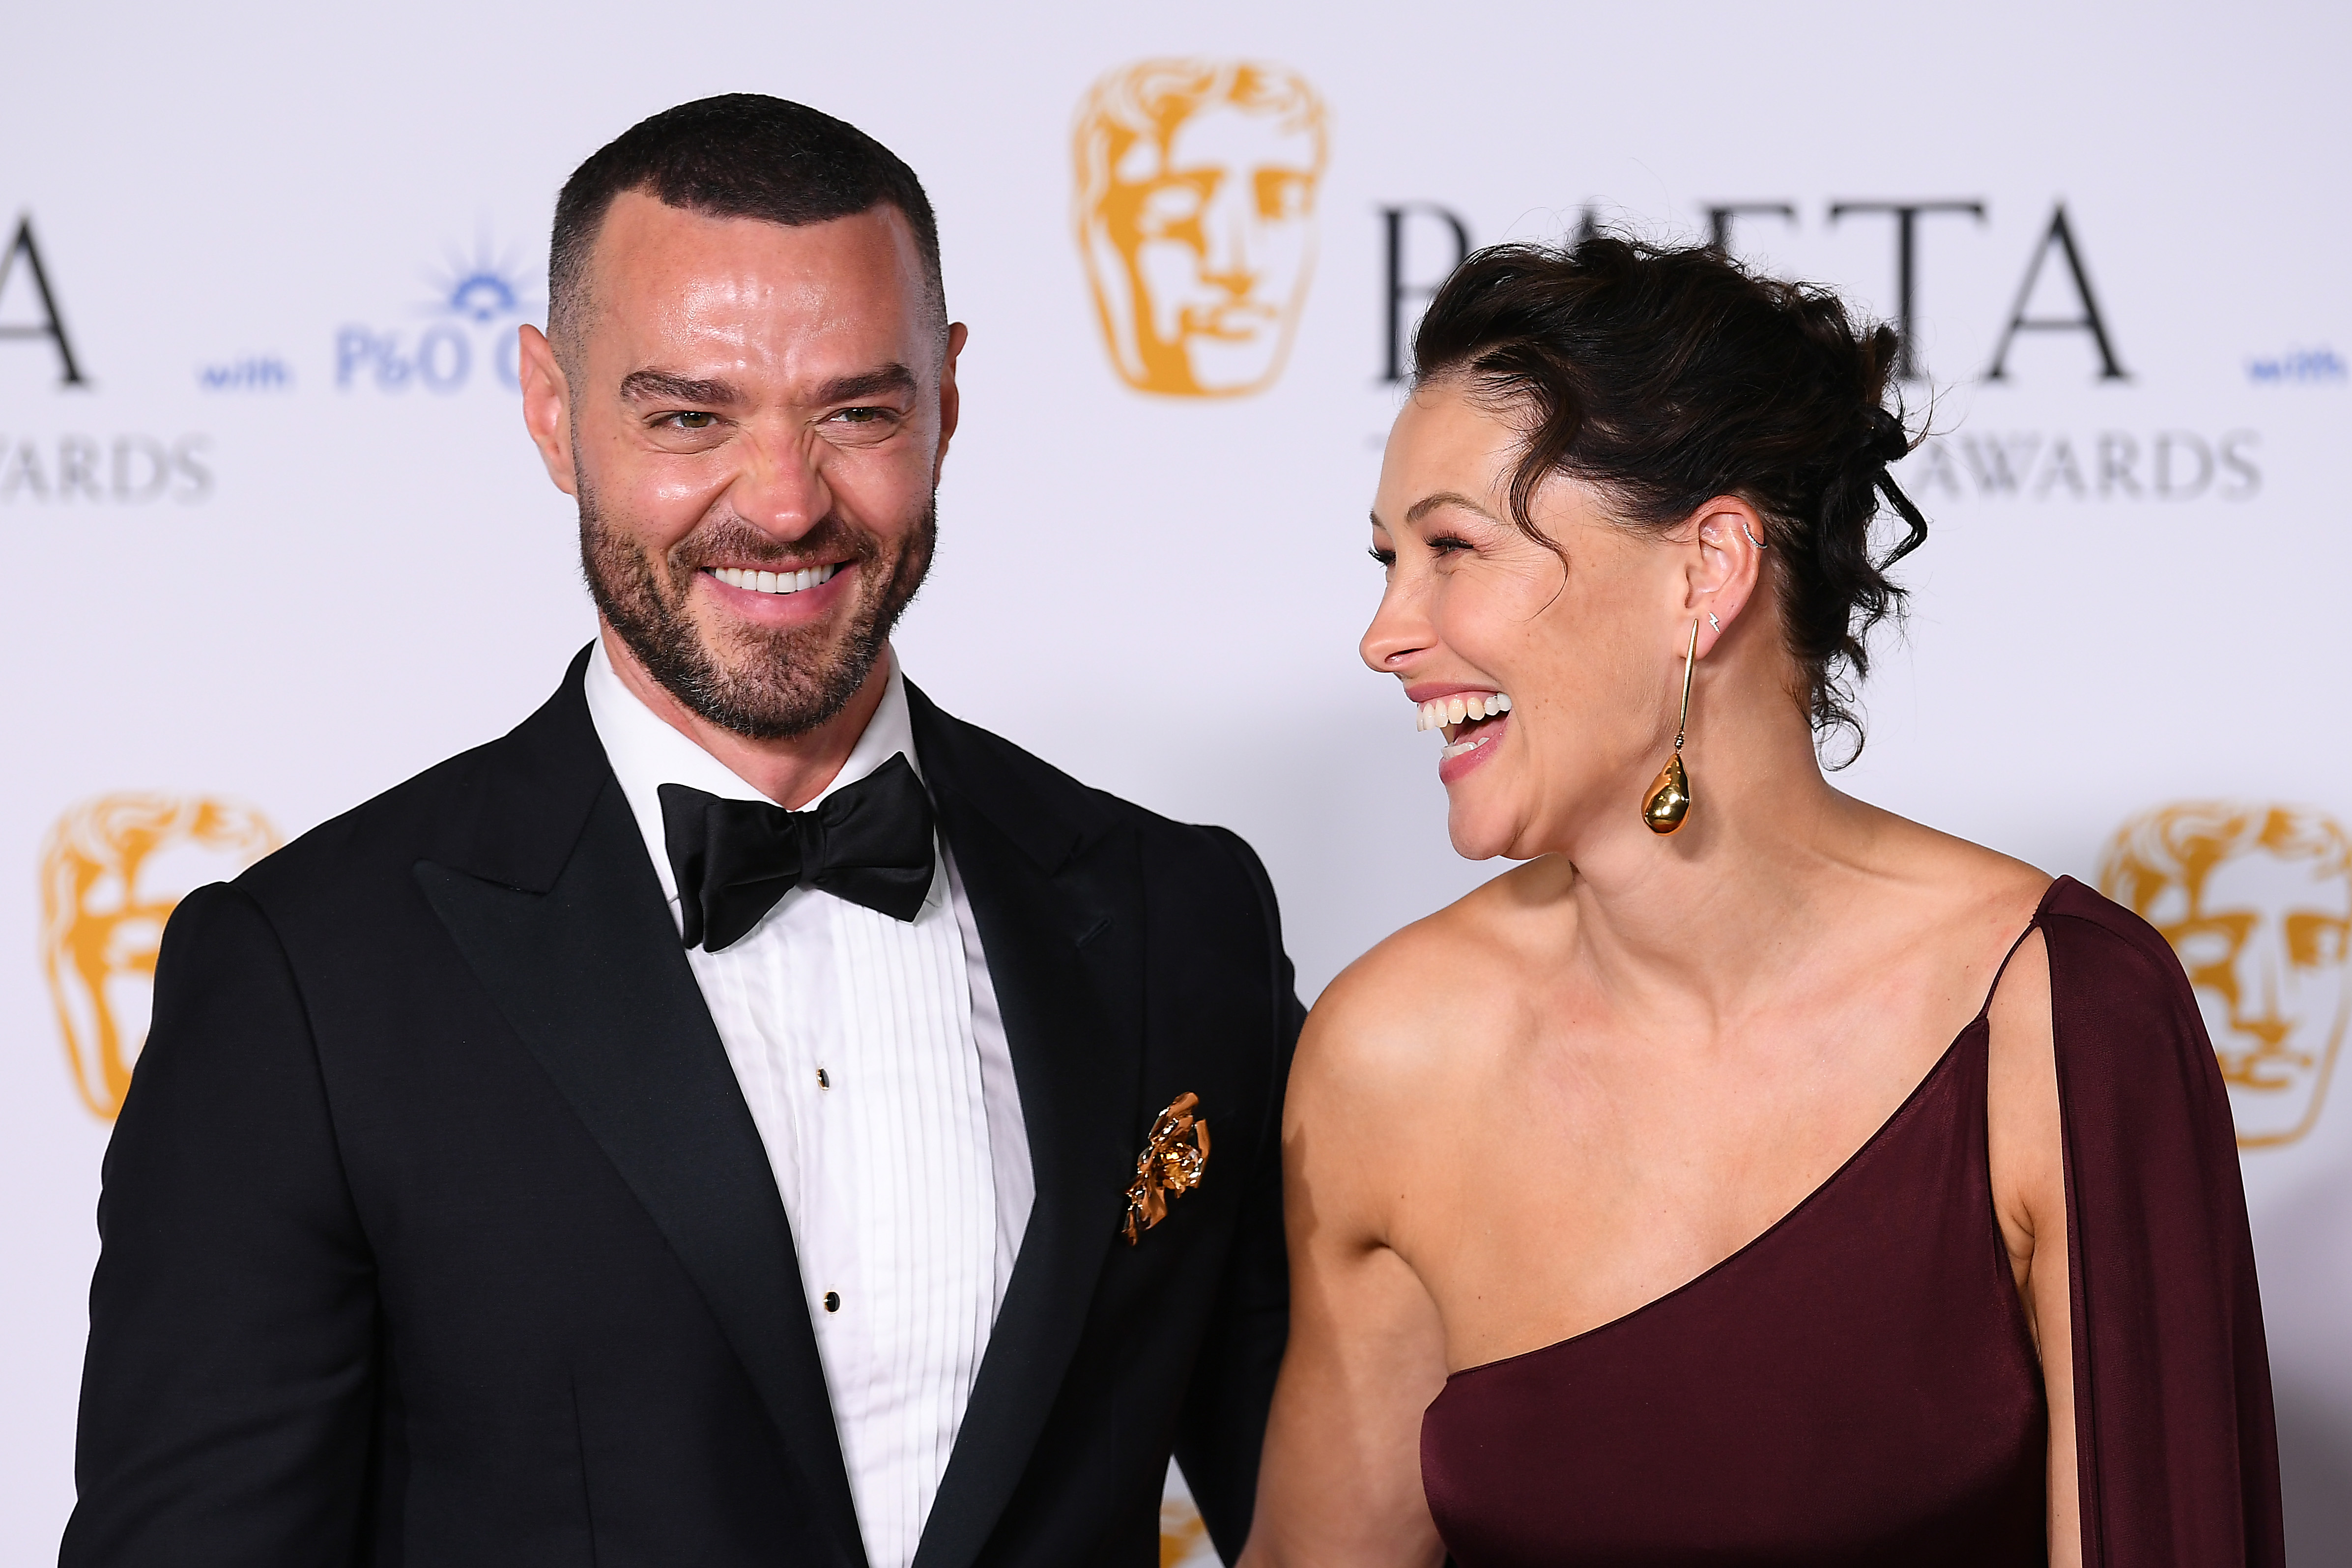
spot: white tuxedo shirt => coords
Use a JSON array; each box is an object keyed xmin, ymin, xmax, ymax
[{"xmin": 584, "ymin": 638, "xmax": 1033, "ymax": 1568}]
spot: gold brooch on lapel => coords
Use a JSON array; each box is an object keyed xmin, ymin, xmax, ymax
[{"xmin": 1122, "ymin": 1092, "xmax": 1210, "ymax": 1245}]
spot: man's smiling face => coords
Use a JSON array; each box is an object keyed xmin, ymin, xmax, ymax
[{"xmin": 537, "ymin": 190, "xmax": 961, "ymax": 739}]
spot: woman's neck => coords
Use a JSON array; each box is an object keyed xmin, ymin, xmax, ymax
[{"xmin": 1545, "ymin": 673, "xmax": 1889, "ymax": 1020}]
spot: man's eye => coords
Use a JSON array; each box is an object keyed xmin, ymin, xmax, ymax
[
  {"xmin": 665, "ymin": 411, "xmax": 717, "ymax": 430},
  {"xmin": 831, "ymin": 407, "xmax": 890, "ymax": 425}
]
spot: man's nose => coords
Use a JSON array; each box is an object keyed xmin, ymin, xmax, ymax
[{"xmin": 730, "ymin": 428, "xmax": 833, "ymax": 540}]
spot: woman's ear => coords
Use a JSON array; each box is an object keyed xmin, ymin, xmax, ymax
[{"xmin": 1686, "ymin": 497, "xmax": 1767, "ymax": 659}]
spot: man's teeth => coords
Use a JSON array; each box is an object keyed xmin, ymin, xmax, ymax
[
  {"xmin": 714, "ymin": 564, "xmax": 839, "ymax": 596},
  {"xmin": 1414, "ymin": 692, "xmax": 1512, "ymax": 731}
]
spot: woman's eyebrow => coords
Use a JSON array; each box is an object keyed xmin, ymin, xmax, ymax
[{"xmin": 1405, "ymin": 490, "xmax": 1498, "ymax": 525}]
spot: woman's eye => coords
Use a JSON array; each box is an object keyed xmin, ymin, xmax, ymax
[
  {"xmin": 1429, "ymin": 534, "xmax": 1472, "ymax": 555},
  {"xmin": 1368, "ymin": 547, "xmax": 1396, "ymax": 568}
]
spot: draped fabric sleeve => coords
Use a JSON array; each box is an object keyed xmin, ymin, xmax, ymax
[{"xmin": 2040, "ymin": 878, "xmax": 2285, "ymax": 1567}]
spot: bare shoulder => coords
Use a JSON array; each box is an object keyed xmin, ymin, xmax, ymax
[
  {"xmin": 1873, "ymin": 809, "xmax": 2065, "ymax": 1222},
  {"xmin": 1300, "ymin": 886, "xmax": 1493, "ymax": 1103},
  {"xmin": 1301, "ymin": 862, "xmax": 1551, "ymax": 1083},
  {"xmin": 1851, "ymin": 801, "xmax": 2065, "ymax": 1261},
  {"xmin": 1845, "ymin": 796, "xmax": 2055, "ymax": 958},
  {"xmin": 1286, "ymin": 865, "xmax": 1557, "ymax": 1214},
  {"xmin": 1985, "ymin": 924, "xmax": 2055, "ymax": 1050},
  {"xmin": 1984, "ymin": 922, "xmax": 2063, "ymax": 1274}
]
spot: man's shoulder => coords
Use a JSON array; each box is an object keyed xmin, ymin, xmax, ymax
[
  {"xmin": 908, "ymin": 685, "xmax": 1273, "ymax": 906},
  {"xmin": 238, "ymin": 650, "xmax": 605, "ymax": 914},
  {"xmin": 237, "ymin": 735, "xmax": 509, "ymax": 895}
]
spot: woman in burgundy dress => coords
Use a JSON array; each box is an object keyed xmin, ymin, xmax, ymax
[{"xmin": 1238, "ymin": 239, "xmax": 2280, "ymax": 1567}]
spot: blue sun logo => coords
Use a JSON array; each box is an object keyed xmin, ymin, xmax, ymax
[{"xmin": 424, "ymin": 238, "xmax": 537, "ymax": 323}]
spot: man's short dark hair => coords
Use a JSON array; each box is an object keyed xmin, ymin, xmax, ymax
[{"xmin": 548, "ymin": 93, "xmax": 945, "ymax": 359}]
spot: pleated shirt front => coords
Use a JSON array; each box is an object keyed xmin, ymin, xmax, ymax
[{"xmin": 585, "ymin": 639, "xmax": 1033, "ymax": 1568}]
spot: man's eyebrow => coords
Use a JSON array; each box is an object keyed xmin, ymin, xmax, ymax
[
  {"xmin": 814, "ymin": 364, "xmax": 918, "ymax": 405},
  {"xmin": 619, "ymin": 370, "xmax": 741, "ymax": 405},
  {"xmin": 1405, "ymin": 490, "xmax": 1498, "ymax": 525}
]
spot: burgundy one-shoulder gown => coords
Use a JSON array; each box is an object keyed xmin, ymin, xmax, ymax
[{"xmin": 1419, "ymin": 879, "xmax": 2283, "ymax": 1566}]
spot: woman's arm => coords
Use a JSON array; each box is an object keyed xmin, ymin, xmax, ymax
[
  {"xmin": 1240, "ymin": 992, "xmax": 1451, "ymax": 1568},
  {"xmin": 1986, "ymin": 930, "xmax": 2081, "ymax": 1567},
  {"xmin": 2022, "ymin": 887, "xmax": 2285, "ymax": 1566},
  {"xmin": 1993, "ymin": 892, "xmax": 2293, "ymax": 1566}
]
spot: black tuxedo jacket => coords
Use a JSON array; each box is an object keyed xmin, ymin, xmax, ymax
[{"xmin": 64, "ymin": 650, "xmax": 1302, "ymax": 1568}]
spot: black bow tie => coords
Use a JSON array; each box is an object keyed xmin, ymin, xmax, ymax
[{"xmin": 659, "ymin": 754, "xmax": 937, "ymax": 951}]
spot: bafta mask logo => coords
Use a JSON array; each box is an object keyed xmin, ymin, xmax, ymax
[
  {"xmin": 1074, "ymin": 59, "xmax": 1329, "ymax": 398},
  {"xmin": 2098, "ymin": 801, "xmax": 2352, "ymax": 1147},
  {"xmin": 39, "ymin": 794, "xmax": 278, "ymax": 1119},
  {"xmin": 1159, "ymin": 1496, "xmax": 1211, "ymax": 1567}
]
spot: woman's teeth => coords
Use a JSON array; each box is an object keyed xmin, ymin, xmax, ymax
[
  {"xmin": 1414, "ymin": 691, "xmax": 1512, "ymax": 731},
  {"xmin": 714, "ymin": 564, "xmax": 838, "ymax": 596},
  {"xmin": 1440, "ymin": 735, "xmax": 1493, "ymax": 762}
]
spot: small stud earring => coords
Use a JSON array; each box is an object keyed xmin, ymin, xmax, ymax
[{"xmin": 1707, "ymin": 612, "xmax": 1722, "ymax": 631}]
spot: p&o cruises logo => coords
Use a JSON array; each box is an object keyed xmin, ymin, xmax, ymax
[
  {"xmin": 2099, "ymin": 802, "xmax": 2350, "ymax": 1148},
  {"xmin": 336, "ymin": 238, "xmax": 539, "ymax": 394},
  {"xmin": 40, "ymin": 795, "xmax": 278, "ymax": 1119},
  {"xmin": 1074, "ymin": 59, "xmax": 1328, "ymax": 399}
]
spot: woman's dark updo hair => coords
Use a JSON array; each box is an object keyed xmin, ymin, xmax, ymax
[{"xmin": 1409, "ymin": 233, "xmax": 1928, "ymax": 765}]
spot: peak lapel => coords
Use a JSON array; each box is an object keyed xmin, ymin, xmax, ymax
[
  {"xmin": 906, "ymin": 694, "xmax": 1146, "ymax": 1568},
  {"xmin": 416, "ymin": 720, "xmax": 868, "ymax": 1568}
]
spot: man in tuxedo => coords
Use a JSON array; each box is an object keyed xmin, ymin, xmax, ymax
[{"xmin": 64, "ymin": 95, "xmax": 1299, "ymax": 1568}]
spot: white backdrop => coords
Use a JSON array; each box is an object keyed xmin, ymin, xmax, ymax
[{"xmin": 4, "ymin": 1, "xmax": 2348, "ymax": 1560}]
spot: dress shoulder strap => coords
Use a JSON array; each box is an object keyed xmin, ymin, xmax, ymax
[{"xmin": 1968, "ymin": 877, "xmax": 2064, "ymax": 1028}]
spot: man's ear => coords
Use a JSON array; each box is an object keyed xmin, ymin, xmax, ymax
[
  {"xmin": 933, "ymin": 320, "xmax": 969, "ymax": 483},
  {"xmin": 1685, "ymin": 496, "xmax": 1768, "ymax": 659},
  {"xmin": 517, "ymin": 325, "xmax": 577, "ymax": 496}
]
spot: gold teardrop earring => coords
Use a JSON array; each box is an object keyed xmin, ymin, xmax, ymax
[{"xmin": 1641, "ymin": 620, "xmax": 1699, "ymax": 834}]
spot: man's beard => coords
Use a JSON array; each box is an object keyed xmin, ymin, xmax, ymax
[{"xmin": 579, "ymin": 480, "xmax": 935, "ymax": 741}]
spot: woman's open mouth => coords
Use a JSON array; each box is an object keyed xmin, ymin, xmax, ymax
[{"xmin": 1410, "ymin": 690, "xmax": 1513, "ymax": 771}]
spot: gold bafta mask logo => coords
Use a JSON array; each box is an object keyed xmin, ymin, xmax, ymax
[
  {"xmin": 1158, "ymin": 1496, "xmax": 1210, "ymax": 1567},
  {"xmin": 1158, "ymin": 1474, "xmax": 1214, "ymax": 1568},
  {"xmin": 39, "ymin": 794, "xmax": 278, "ymax": 1118},
  {"xmin": 2098, "ymin": 801, "xmax": 2352, "ymax": 1147},
  {"xmin": 1074, "ymin": 59, "xmax": 1329, "ymax": 398}
]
